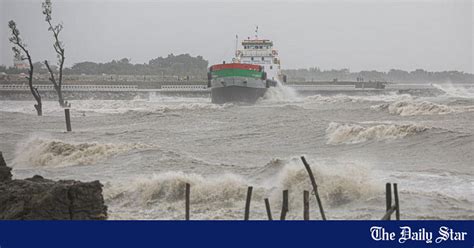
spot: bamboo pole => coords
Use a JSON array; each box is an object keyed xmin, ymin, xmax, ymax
[
  {"xmin": 185, "ymin": 183, "xmax": 190, "ymax": 220},
  {"xmin": 244, "ymin": 186, "xmax": 253, "ymax": 220},
  {"xmin": 385, "ymin": 183, "xmax": 392, "ymax": 220},
  {"xmin": 280, "ymin": 190, "xmax": 288, "ymax": 220},
  {"xmin": 300, "ymin": 156, "xmax": 326, "ymax": 220},
  {"xmin": 303, "ymin": 190, "xmax": 310, "ymax": 220},
  {"xmin": 264, "ymin": 198, "xmax": 273, "ymax": 220},
  {"xmin": 381, "ymin": 206, "xmax": 397, "ymax": 220},
  {"xmin": 394, "ymin": 183, "xmax": 400, "ymax": 220}
]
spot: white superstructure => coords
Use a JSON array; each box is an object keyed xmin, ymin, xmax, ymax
[{"xmin": 234, "ymin": 37, "xmax": 284, "ymax": 82}]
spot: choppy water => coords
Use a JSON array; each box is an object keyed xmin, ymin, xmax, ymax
[{"xmin": 0, "ymin": 83, "xmax": 473, "ymax": 220}]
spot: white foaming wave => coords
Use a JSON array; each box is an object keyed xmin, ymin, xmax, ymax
[
  {"xmin": 0, "ymin": 100, "xmax": 228, "ymax": 116},
  {"xmin": 72, "ymin": 100, "xmax": 230, "ymax": 114},
  {"xmin": 105, "ymin": 157, "xmax": 377, "ymax": 219},
  {"xmin": 304, "ymin": 93, "xmax": 412, "ymax": 104},
  {"xmin": 260, "ymin": 82, "xmax": 300, "ymax": 103},
  {"xmin": 432, "ymin": 83, "xmax": 474, "ymax": 99},
  {"xmin": 12, "ymin": 137, "xmax": 154, "ymax": 167},
  {"xmin": 325, "ymin": 122, "xmax": 429, "ymax": 144},
  {"xmin": 267, "ymin": 157, "xmax": 376, "ymax": 208},
  {"xmin": 372, "ymin": 101, "xmax": 474, "ymax": 116},
  {"xmin": 105, "ymin": 172, "xmax": 250, "ymax": 207}
]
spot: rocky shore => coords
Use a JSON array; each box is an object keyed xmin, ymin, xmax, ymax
[{"xmin": 0, "ymin": 152, "xmax": 107, "ymax": 220}]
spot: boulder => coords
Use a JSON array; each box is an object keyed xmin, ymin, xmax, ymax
[
  {"xmin": 0, "ymin": 152, "xmax": 107, "ymax": 220},
  {"xmin": 0, "ymin": 151, "xmax": 12, "ymax": 181}
]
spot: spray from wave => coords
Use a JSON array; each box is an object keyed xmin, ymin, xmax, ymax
[
  {"xmin": 372, "ymin": 101, "xmax": 474, "ymax": 116},
  {"xmin": 325, "ymin": 122, "xmax": 429, "ymax": 144},
  {"xmin": 261, "ymin": 82, "xmax": 299, "ymax": 102},
  {"xmin": 432, "ymin": 83, "xmax": 474, "ymax": 98},
  {"xmin": 13, "ymin": 138, "xmax": 154, "ymax": 167}
]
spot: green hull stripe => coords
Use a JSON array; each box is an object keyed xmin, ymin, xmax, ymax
[{"xmin": 211, "ymin": 68, "xmax": 263, "ymax": 79}]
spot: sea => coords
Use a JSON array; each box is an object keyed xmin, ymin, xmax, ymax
[{"xmin": 0, "ymin": 83, "xmax": 473, "ymax": 220}]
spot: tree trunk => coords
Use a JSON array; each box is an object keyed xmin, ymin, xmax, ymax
[
  {"xmin": 55, "ymin": 85, "xmax": 65, "ymax": 107},
  {"xmin": 25, "ymin": 52, "xmax": 42, "ymax": 116},
  {"xmin": 34, "ymin": 103, "xmax": 42, "ymax": 116}
]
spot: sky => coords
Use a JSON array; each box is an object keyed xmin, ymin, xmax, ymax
[{"xmin": 1, "ymin": 0, "xmax": 472, "ymax": 72}]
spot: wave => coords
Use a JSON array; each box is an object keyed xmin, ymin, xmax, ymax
[
  {"xmin": 261, "ymin": 82, "xmax": 299, "ymax": 102},
  {"xmin": 304, "ymin": 93, "xmax": 412, "ymax": 104},
  {"xmin": 372, "ymin": 101, "xmax": 474, "ymax": 116},
  {"xmin": 105, "ymin": 157, "xmax": 376, "ymax": 220},
  {"xmin": 432, "ymin": 83, "xmax": 474, "ymax": 99},
  {"xmin": 325, "ymin": 122, "xmax": 429, "ymax": 144},
  {"xmin": 263, "ymin": 157, "xmax": 376, "ymax": 208},
  {"xmin": 73, "ymin": 101, "xmax": 230, "ymax": 115},
  {"xmin": 105, "ymin": 172, "xmax": 251, "ymax": 207},
  {"xmin": 13, "ymin": 138, "xmax": 154, "ymax": 167},
  {"xmin": 0, "ymin": 100, "xmax": 229, "ymax": 116}
]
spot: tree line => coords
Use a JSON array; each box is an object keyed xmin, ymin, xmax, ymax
[
  {"xmin": 1, "ymin": 54, "xmax": 208, "ymax": 78},
  {"xmin": 283, "ymin": 68, "xmax": 473, "ymax": 84}
]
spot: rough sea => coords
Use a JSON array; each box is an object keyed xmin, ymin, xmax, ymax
[{"xmin": 0, "ymin": 83, "xmax": 473, "ymax": 220}]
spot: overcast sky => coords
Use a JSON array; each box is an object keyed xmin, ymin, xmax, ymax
[{"xmin": 1, "ymin": 0, "xmax": 472, "ymax": 72}]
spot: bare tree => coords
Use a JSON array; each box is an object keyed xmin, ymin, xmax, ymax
[
  {"xmin": 42, "ymin": 0, "xmax": 68, "ymax": 107},
  {"xmin": 8, "ymin": 20, "xmax": 43, "ymax": 116}
]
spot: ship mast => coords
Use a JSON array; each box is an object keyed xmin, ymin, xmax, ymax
[
  {"xmin": 235, "ymin": 34, "xmax": 239, "ymax": 58},
  {"xmin": 255, "ymin": 25, "xmax": 259, "ymax": 40}
]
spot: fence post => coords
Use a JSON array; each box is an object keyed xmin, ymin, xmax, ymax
[
  {"xmin": 385, "ymin": 183, "xmax": 392, "ymax": 220},
  {"xmin": 244, "ymin": 186, "xmax": 253, "ymax": 220},
  {"xmin": 185, "ymin": 183, "xmax": 190, "ymax": 220},
  {"xmin": 303, "ymin": 190, "xmax": 310, "ymax": 220},
  {"xmin": 301, "ymin": 156, "xmax": 327, "ymax": 220},
  {"xmin": 64, "ymin": 108, "xmax": 72, "ymax": 132},
  {"xmin": 280, "ymin": 190, "xmax": 289, "ymax": 220},
  {"xmin": 394, "ymin": 183, "xmax": 400, "ymax": 220},
  {"xmin": 264, "ymin": 198, "xmax": 273, "ymax": 220}
]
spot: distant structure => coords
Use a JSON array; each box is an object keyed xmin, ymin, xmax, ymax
[{"xmin": 13, "ymin": 56, "xmax": 28, "ymax": 70}]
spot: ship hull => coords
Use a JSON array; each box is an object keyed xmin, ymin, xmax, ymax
[{"xmin": 211, "ymin": 85, "xmax": 267, "ymax": 104}]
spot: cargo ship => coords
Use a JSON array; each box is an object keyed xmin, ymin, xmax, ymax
[{"xmin": 208, "ymin": 34, "xmax": 285, "ymax": 104}]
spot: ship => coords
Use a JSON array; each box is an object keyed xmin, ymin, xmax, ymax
[{"xmin": 208, "ymin": 31, "xmax": 286, "ymax": 104}]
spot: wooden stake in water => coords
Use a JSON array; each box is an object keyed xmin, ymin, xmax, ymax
[
  {"xmin": 385, "ymin": 183, "xmax": 392, "ymax": 220},
  {"xmin": 264, "ymin": 198, "xmax": 273, "ymax": 220},
  {"xmin": 64, "ymin": 108, "xmax": 71, "ymax": 132},
  {"xmin": 280, "ymin": 190, "xmax": 289, "ymax": 220},
  {"xmin": 394, "ymin": 183, "xmax": 400, "ymax": 220},
  {"xmin": 185, "ymin": 183, "xmax": 190, "ymax": 220},
  {"xmin": 301, "ymin": 156, "xmax": 326, "ymax": 220},
  {"xmin": 244, "ymin": 186, "xmax": 253, "ymax": 220},
  {"xmin": 303, "ymin": 190, "xmax": 310, "ymax": 220}
]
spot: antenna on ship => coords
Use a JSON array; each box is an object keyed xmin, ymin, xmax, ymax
[
  {"xmin": 255, "ymin": 25, "xmax": 259, "ymax": 39},
  {"xmin": 235, "ymin": 34, "xmax": 239, "ymax": 58}
]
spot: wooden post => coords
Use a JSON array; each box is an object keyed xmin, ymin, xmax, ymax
[
  {"xmin": 244, "ymin": 186, "xmax": 253, "ymax": 220},
  {"xmin": 185, "ymin": 183, "xmax": 190, "ymax": 220},
  {"xmin": 64, "ymin": 108, "xmax": 72, "ymax": 132},
  {"xmin": 300, "ymin": 156, "xmax": 327, "ymax": 220},
  {"xmin": 385, "ymin": 183, "xmax": 392, "ymax": 220},
  {"xmin": 303, "ymin": 190, "xmax": 310, "ymax": 220},
  {"xmin": 394, "ymin": 183, "xmax": 400, "ymax": 220},
  {"xmin": 280, "ymin": 190, "xmax": 289, "ymax": 220},
  {"xmin": 264, "ymin": 198, "xmax": 273, "ymax": 220}
]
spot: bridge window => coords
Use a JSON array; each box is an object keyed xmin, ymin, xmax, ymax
[
  {"xmin": 251, "ymin": 57, "xmax": 254, "ymax": 61},
  {"xmin": 261, "ymin": 57, "xmax": 264, "ymax": 61}
]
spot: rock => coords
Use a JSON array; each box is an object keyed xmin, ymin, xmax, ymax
[
  {"xmin": 0, "ymin": 152, "xmax": 107, "ymax": 220},
  {"xmin": 0, "ymin": 151, "xmax": 12, "ymax": 182}
]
